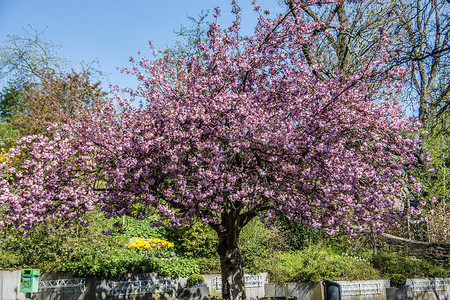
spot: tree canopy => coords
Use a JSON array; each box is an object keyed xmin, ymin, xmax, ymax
[{"xmin": 0, "ymin": 1, "xmax": 428, "ymax": 299}]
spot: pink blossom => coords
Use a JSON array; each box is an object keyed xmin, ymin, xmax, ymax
[{"xmin": 0, "ymin": 0, "xmax": 424, "ymax": 268}]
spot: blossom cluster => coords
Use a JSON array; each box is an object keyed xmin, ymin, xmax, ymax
[{"xmin": 0, "ymin": 0, "xmax": 427, "ymax": 240}]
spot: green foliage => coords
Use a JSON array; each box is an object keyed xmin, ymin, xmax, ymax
[
  {"xmin": 0, "ymin": 225, "xmax": 67, "ymax": 271},
  {"xmin": 201, "ymin": 297, "xmax": 224, "ymax": 300},
  {"xmin": 0, "ymin": 123, "xmax": 20, "ymax": 151},
  {"xmin": 164, "ymin": 221, "xmax": 219, "ymax": 258},
  {"xmin": 276, "ymin": 215, "xmax": 321, "ymax": 250},
  {"xmin": 390, "ymin": 274, "xmax": 407, "ymax": 287},
  {"xmin": 62, "ymin": 251, "xmax": 162, "ymax": 278},
  {"xmin": 3, "ymin": 210, "xmax": 449, "ymax": 283},
  {"xmin": 122, "ymin": 215, "xmax": 168, "ymax": 240},
  {"xmin": 0, "ymin": 250, "xmax": 21, "ymax": 270},
  {"xmin": 187, "ymin": 274, "xmax": 205, "ymax": 286},
  {"xmin": 267, "ymin": 245, "xmax": 382, "ymax": 283},
  {"xmin": 155, "ymin": 258, "xmax": 199, "ymax": 278},
  {"xmin": 6, "ymin": 207, "xmax": 447, "ymax": 284},
  {"xmin": 411, "ymin": 135, "xmax": 450, "ymax": 199},
  {"xmin": 0, "ymin": 211, "xmax": 198, "ymax": 278},
  {"xmin": 371, "ymin": 252, "xmax": 450, "ymax": 278},
  {"xmin": 0, "ymin": 81, "xmax": 24, "ymax": 150},
  {"xmin": 408, "ymin": 128, "xmax": 450, "ymax": 242},
  {"xmin": 195, "ymin": 257, "xmax": 221, "ymax": 274},
  {"xmin": 0, "ymin": 81, "xmax": 28, "ymax": 123},
  {"xmin": 239, "ymin": 218, "xmax": 289, "ymax": 273}
]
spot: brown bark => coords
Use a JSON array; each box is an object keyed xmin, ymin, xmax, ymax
[
  {"xmin": 218, "ymin": 237, "xmax": 246, "ymax": 300},
  {"xmin": 211, "ymin": 209, "xmax": 252, "ymax": 300}
]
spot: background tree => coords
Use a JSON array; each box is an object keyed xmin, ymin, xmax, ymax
[
  {"xmin": 279, "ymin": 0, "xmax": 449, "ymax": 243},
  {"xmin": 279, "ymin": 0, "xmax": 402, "ymax": 78},
  {"xmin": 165, "ymin": 10, "xmax": 211, "ymax": 59},
  {"xmin": 0, "ymin": 26, "xmax": 66, "ymax": 149},
  {"xmin": 0, "ymin": 26, "xmax": 67, "ymax": 118},
  {"xmin": 0, "ymin": 83, "xmax": 24, "ymax": 150},
  {"xmin": 392, "ymin": 0, "xmax": 450, "ymax": 241},
  {"xmin": 279, "ymin": 0, "xmax": 449, "ymax": 123},
  {"xmin": 10, "ymin": 69, "xmax": 105, "ymax": 136},
  {"xmin": 393, "ymin": 0, "xmax": 450, "ymax": 127},
  {"xmin": 0, "ymin": 26, "xmax": 67, "ymax": 85},
  {"xmin": 0, "ymin": 1, "xmax": 426, "ymax": 299},
  {"xmin": 0, "ymin": 26, "xmax": 106, "ymax": 137},
  {"xmin": 409, "ymin": 123, "xmax": 450, "ymax": 242},
  {"xmin": 0, "ymin": 82, "xmax": 28, "ymax": 123}
]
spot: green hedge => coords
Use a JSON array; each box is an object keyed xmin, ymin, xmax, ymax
[
  {"xmin": 0, "ymin": 213, "xmax": 200, "ymax": 278},
  {"xmin": 62, "ymin": 251, "xmax": 199, "ymax": 278},
  {"xmin": 267, "ymin": 245, "xmax": 382, "ymax": 283},
  {"xmin": 371, "ymin": 252, "xmax": 450, "ymax": 279}
]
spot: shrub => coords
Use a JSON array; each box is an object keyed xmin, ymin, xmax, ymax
[
  {"xmin": 62, "ymin": 251, "xmax": 157, "ymax": 278},
  {"xmin": 165, "ymin": 221, "xmax": 218, "ymax": 258},
  {"xmin": 371, "ymin": 252, "xmax": 450, "ymax": 279},
  {"xmin": 0, "ymin": 251, "xmax": 21, "ymax": 270},
  {"xmin": 268, "ymin": 245, "xmax": 382, "ymax": 283},
  {"xmin": 122, "ymin": 215, "xmax": 169, "ymax": 241},
  {"xmin": 276, "ymin": 214, "xmax": 321, "ymax": 250},
  {"xmin": 239, "ymin": 218, "xmax": 288, "ymax": 273},
  {"xmin": 155, "ymin": 258, "xmax": 200, "ymax": 278},
  {"xmin": 195, "ymin": 257, "xmax": 221, "ymax": 274},
  {"xmin": 0, "ymin": 211, "xmax": 204, "ymax": 279},
  {"xmin": 390, "ymin": 274, "xmax": 407, "ymax": 287},
  {"xmin": 187, "ymin": 274, "xmax": 205, "ymax": 287}
]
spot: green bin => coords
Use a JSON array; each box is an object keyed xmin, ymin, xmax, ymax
[{"xmin": 20, "ymin": 269, "xmax": 40, "ymax": 293}]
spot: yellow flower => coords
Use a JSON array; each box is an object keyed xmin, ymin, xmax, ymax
[{"xmin": 126, "ymin": 237, "xmax": 175, "ymax": 256}]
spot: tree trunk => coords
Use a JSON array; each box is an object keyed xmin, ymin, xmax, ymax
[
  {"xmin": 217, "ymin": 231, "xmax": 246, "ymax": 300},
  {"xmin": 372, "ymin": 229, "xmax": 378, "ymax": 256},
  {"xmin": 211, "ymin": 206, "xmax": 256, "ymax": 299}
]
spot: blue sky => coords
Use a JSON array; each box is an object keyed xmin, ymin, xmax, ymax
[{"xmin": 0, "ymin": 0, "xmax": 284, "ymax": 90}]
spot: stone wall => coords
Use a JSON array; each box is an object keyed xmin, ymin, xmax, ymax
[
  {"xmin": 202, "ymin": 273, "xmax": 268, "ymax": 299},
  {"xmin": 378, "ymin": 233, "xmax": 450, "ymax": 266},
  {"xmin": 265, "ymin": 279, "xmax": 450, "ymax": 300},
  {"xmin": 265, "ymin": 280, "xmax": 390, "ymax": 300},
  {"xmin": 407, "ymin": 278, "xmax": 450, "ymax": 300},
  {"xmin": 0, "ymin": 271, "xmax": 268, "ymax": 300},
  {"xmin": 0, "ymin": 271, "xmax": 186, "ymax": 300},
  {"xmin": 2, "ymin": 270, "xmax": 449, "ymax": 300}
]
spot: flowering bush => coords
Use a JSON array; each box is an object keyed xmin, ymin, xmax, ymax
[
  {"xmin": 390, "ymin": 274, "xmax": 407, "ymax": 287},
  {"xmin": 126, "ymin": 238, "xmax": 175, "ymax": 258},
  {"xmin": 186, "ymin": 274, "xmax": 205, "ymax": 287}
]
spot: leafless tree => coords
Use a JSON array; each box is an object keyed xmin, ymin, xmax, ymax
[{"xmin": 394, "ymin": 0, "xmax": 450, "ymax": 130}]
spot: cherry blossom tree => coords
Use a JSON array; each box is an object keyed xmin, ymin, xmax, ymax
[{"xmin": 0, "ymin": 1, "xmax": 426, "ymax": 299}]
